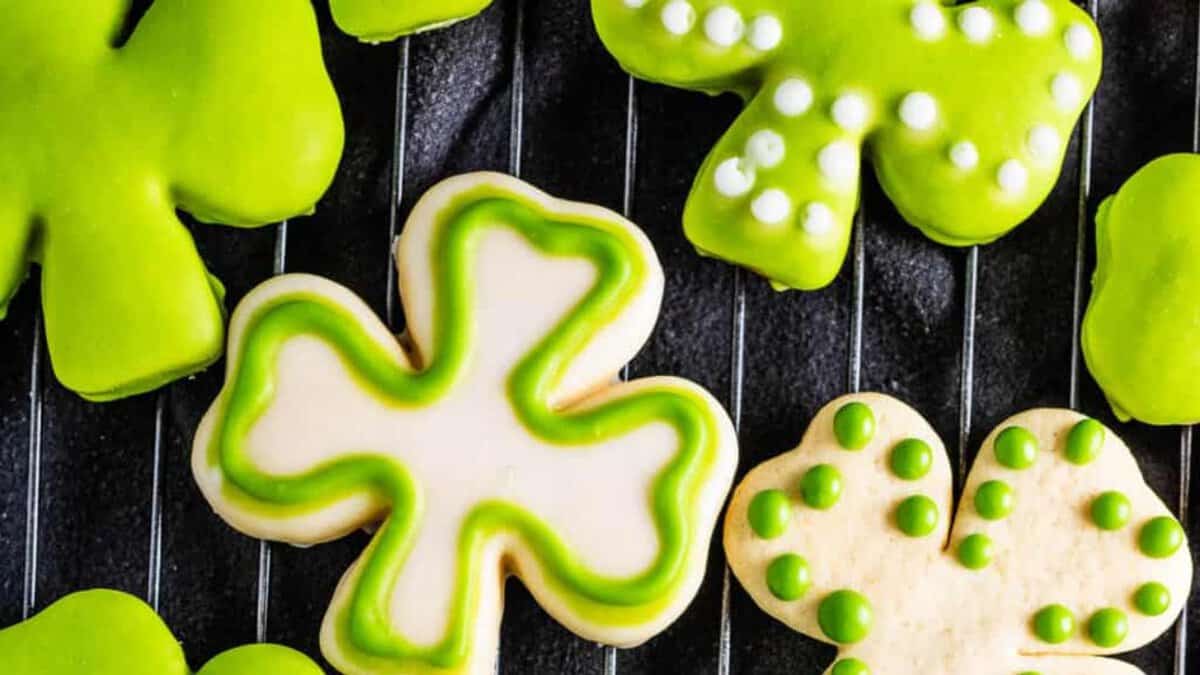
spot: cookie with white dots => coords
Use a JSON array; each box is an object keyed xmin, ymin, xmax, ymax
[
  {"xmin": 593, "ymin": 0, "xmax": 1102, "ymax": 290},
  {"xmin": 725, "ymin": 394, "xmax": 1191, "ymax": 675}
]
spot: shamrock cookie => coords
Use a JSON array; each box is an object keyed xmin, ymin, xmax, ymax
[
  {"xmin": 330, "ymin": 0, "xmax": 493, "ymax": 41},
  {"xmin": 0, "ymin": 1, "xmax": 344, "ymax": 400},
  {"xmin": 725, "ymin": 394, "xmax": 1192, "ymax": 675},
  {"xmin": 191, "ymin": 173, "xmax": 739, "ymax": 674},
  {"xmin": 593, "ymin": 0, "xmax": 1102, "ymax": 290},
  {"xmin": 1083, "ymin": 154, "xmax": 1200, "ymax": 425},
  {"xmin": 0, "ymin": 589, "xmax": 322, "ymax": 675}
]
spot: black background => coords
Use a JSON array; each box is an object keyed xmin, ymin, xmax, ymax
[{"xmin": 1, "ymin": 1, "xmax": 1198, "ymax": 673}]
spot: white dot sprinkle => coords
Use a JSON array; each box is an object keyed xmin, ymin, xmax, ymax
[
  {"xmin": 899, "ymin": 92, "xmax": 939, "ymax": 131},
  {"xmin": 745, "ymin": 130, "xmax": 786, "ymax": 168},
  {"xmin": 959, "ymin": 7, "xmax": 996, "ymax": 43},
  {"xmin": 997, "ymin": 159, "xmax": 1029, "ymax": 194},
  {"xmin": 1051, "ymin": 72, "xmax": 1083, "ymax": 110},
  {"xmin": 1027, "ymin": 124, "xmax": 1061, "ymax": 161},
  {"xmin": 1015, "ymin": 0, "xmax": 1053, "ymax": 36},
  {"xmin": 818, "ymin": 141, "xmax": 858, "ymax": 182},
  {"xmin": 661, "ymin": 1, "xmax": 696, "ymax": 35},
  {"xmin": 949, "ymin": 141, "xmax": 979, "ymax": 170},
  {"xmin": 704, "ymin": 6, "xmax": 744, "ymax": 47},
  {"xmin": 911, "ymin": 2, "xmax": 946, "ymax": 40},
  {"xmin": 747, "ymin": 14, "xmax": 783, "ymax": 51},
  {"xmin": 1064, "ymin": 23, "xmax": 1095, "ymax": 60},
  {"xmin": 773, "ymin": 79, "xmax": 814, "ymax": 117},
  {"xmin": 831, "ymin": 94, "xmax": 870, "ymax": 132},
  {"xmin": 623, "ymin": 0, "xmax": 648, "ymax": 7},
  {"xmin": 751, "ymin": 189, "xmax": 792, "ymax": 225},
  {"xmin": 803, "ymin": 202, "xmax": 836, "ymax": 236},
  {"xmin": 714, "ymin": 158, "xmax": 755, "ymax": 197}
]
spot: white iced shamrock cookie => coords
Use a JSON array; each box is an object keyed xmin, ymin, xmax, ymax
[
  {"xmin": 725, "ymin": 393, "xmax": 1192, "ymax": 675},
  {"xmin": 191, "ymin": 173, "xmax": 738, "ymax": 674}
]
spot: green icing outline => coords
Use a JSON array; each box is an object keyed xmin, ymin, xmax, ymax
[
  {"xmin": 201, "ymin": 184, "xmax": 727, "ymax": 670},
  {"xmin": 329, "ymin": 0, "xmax": 493, "ymax": 42}
]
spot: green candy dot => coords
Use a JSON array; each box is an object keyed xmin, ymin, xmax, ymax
[
  {"xmin": 994, "ymin": 426, "xmax": 1038, "ymax": 469},
  {"xmin": 974, "ymin": 480, "xmax": 1014, "ymax": 520},
  {"xmin": 1133, "ymin": 582, "xmax": 1171, "ymax": 616},
  {"xmin": 1032, "ymin": 604, "xmax": 1076, "ymax": 644},
  {"xmin": 1065, "ymin": 419, "xmax": 1105, "ymax": 464},
  {"xmin": 748, "ymin": 489, "xmax": 791, "ymax": 539},
  {"xmin": 895, "ymin": 495, "xmax": 939, "ymax": 538},
  {"xmin": 834, "ymin": 402, "xmax": 875, "ymax": 450},
  {"xmin": 831, "ymin": 658, "xmax": 870, "ymax": 675},
  {"xmin": 801, "ymin": 464, "xmax": 844, "ymax": 510},
  {"xmin": 957, "ymin": 534, "xmax": 993, "ymax": 570},
  {"xmin": 766, "ymin": 554, "xmax": 811, "ymax": 601},
  {"xmin": 818, "ymin": 590, "xmax": 873, "ymax": 644},
  {"xmin": 1087, "ymin": 608, "xmax": 1129, "ymax": 648},
  {"xmin": 1139, "ymin": 516, "xmax": 1184, "ymax": 558},
  {"xmin": 1090, "ymin": 491, "xmax": 1131, "ymax": 531},
  {"xmin": 889, "ymin": 438, "xmax": 932, "ymax": 480}
]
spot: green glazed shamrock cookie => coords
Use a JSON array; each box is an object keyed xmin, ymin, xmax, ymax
[
  {"xmin": 1082, "ymin": 154, "xmax": 1200, "ymax": 425},
  {"xmin": 0, "ymin": 589, "xmax": 323, "ymax": 675},
  {"xmin": 330, "ymin": 0, "xmax": 493, "ymax": 42},
  {"xmin": 0, "ymin": 0, "xmax": 344, "ymax": 401},
  {"xmin": 191, "ymin": 173, "xmax": 739, "ymax": 674},
  {"xmin": 725, "ymin": 394, "xmax": 1192, "ymax": 674},
  {"xmin": 593, "ymin": 0, "xmax": 1102, "ymax": 290}
]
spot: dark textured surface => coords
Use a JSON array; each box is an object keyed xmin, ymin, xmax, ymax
[{"xmin": 0, "ymin": 0, "xmax": 1198, "ymax": 673}]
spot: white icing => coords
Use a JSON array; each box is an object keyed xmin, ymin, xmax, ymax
[
  {"xmin": 773, "ymin": 78, "xmax": 814, "ymax": 117},
  {"xmin": 747, "ymin": 14, "xmax": 783, "ymax": 51},
  {"xmin": 1051, "ymin": 72, "xmax": 1083, "ymax": 110},
  {"xmin": 958, "ymin": 7, "xmax": 996, "ymax": 43},
  {"xmin": 704, "ymin": 6, "xmax": 744, "ymax": 47},
  {"xmin": 1064, "ymin": 23, "xmax": 1095, "ymax": 60},
  {"xmin": 997, "ymin": 159, "xmax": 1029, "ymax": 194},
  {"xmin": 802, "ymin": 203, "xmax": 835, "ymax": 236},
  {"xmin": 899, "ymin": 92, "xmax": 938, "ymax": 131},
  {"xmin": 661, "ymin": 1, "xmax": 696, "ymax": 36},
  {"xmin": 623, "ymin": 0, "xmax": 648, "ymax": 7},
  {"xmin": 1014, "ymin": 0, "xmax": 1053, "ymax": 36},
  {"xmin": 1026, "ymin": 124, "xmax": 1061, "ymax": 161},
  {"xmin": 751, "ymin": 189, "xmax": 791, "ymax": 225},
  {"xmin": 910, "ymin": 2, "xmax": 946, "ymax": 40},
  {"xmin": 714, "ymin": 158, "xmax": 755, "ymax": 197},
  {"xmin": 949, "ymin": 141, "xmax": 979, "ymax": 170},
  {"xmin": 831, "ymin": 93, "xmax": 870, "ymax": 132},
  {"xmin": 745, "ymin": 129, "xmax": 785, "ymax": 168},
  {"xmin": 818, "ymin": 141, "xmax": 857, "ymax": 182}
]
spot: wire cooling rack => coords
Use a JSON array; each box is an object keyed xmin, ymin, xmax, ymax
[{"xmin": 0, "ymin": 1, "xmax": 1197, "ymax": 673}]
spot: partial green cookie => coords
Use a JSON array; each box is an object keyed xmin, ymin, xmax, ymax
[
  {"xmin": 1082, "ymin": 154, "xmax": 1200, "ymax": 425},
  {"xmin": 330, "ymin": 0, "xmax": 493, "ymax": 41},
  {"xmin": 593, "ymin": 0, "xmax": 1102, "ymax": 290},
  {"xmin": 0, "ymin": 589, "xmax": 322, "ymax": 675},
  {"xmin": 0, "ymin": 1, "xmax": 344, "ymax": 401}
]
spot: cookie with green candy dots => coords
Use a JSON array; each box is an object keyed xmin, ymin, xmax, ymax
[
  {"xmin": 725, "ymin": 394, "xmax": 1192, "ymax": 674},
  {"xmin": 1082, "ymin": 154, "xmax": 1200, "ymax": 425},
  {"xmin": 191, "ymin": 173, "xmax": 739, "ymax": 675},
  {"xmin": 592, "ymin": 0, "xmax": 1102, "ymax": 290},
  {"xmin": 330, "ymin": 0, "xmax": 493, "ymax": 42},
  {"xmin": 0, "ymin": 589, "xmax": 323, "ymax": 675},
  {"xmin": 0, "ymin": 0, "xmax": 344, "ymax": 401}
]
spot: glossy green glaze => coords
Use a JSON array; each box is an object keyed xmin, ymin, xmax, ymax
[
  {"xmin": 801, "ymin": 464, "xmax": 844, "ymax": 510},
  {"xmin": 749, "ymin": 489, "xmax": 791, "ymax": 538},
  {"xmin": 1086, "ymin": 608, "xmax": 1128, "ymax": 648},
  {"xmin": 818, "ymin": 590, "xmax": 873, "ymax": 644},
  {"xmin": 974, "ymin": 480, "xmax": 1014, "ymax": 520},
  {"xmin": 202, "ymin": 184, "xmax": 729, "ymax": 671},
  {"xmin": 831, "ymin": 658, "xmax": 870, "ymax": 675},
  {"xmin": 834, "ymin": 402, "xmax": 875, "ymax": 450},
  {"xmin": 592, "ymin": 0, "xmax": 1102, "ymax": 290},
  {"xmin": 994, "ymin": 426, "xmax": 1038, "ymax": 469},
  {"xmin": 1083, "ymin": 154, "xmax": 1200, "ymax": 424},
  {"xmin": 889, "ymin": 438, "xmax": 933, "ymax": 480},
  {"xmin": 330, "ymin": 0, "xmax": 492, "ymax": 42},
  {"xmin": 1064, "ymin": 419, "xmax": 1104, "ymax": 464},
  {"xmin": 766, "ymin": 554, "xmax": 812, "ymax": 601},
  {"xmin": 1133, "ymin": 582, "xmax": 1171, "ymax": 617},
  {"xmin": 1138, "ymin": 516, "xmax": 1184, "ymax": 559},
  {"xmin": 1032, "ymin": 604, "xmax": 1076, "ymax": 644},
  {"xmin": 895, "ymin": 495, "xmax": 939, "ymax": 537},
  {"xmin": 0, "ymin": 0, "xmax": 343, "ymax": 400},
  {"xmin": 0, "ymin": 590, "xmax": 321, "ymax": 675},
  {"xmin": 1090, "ymin": 491, "xmax": 1131, "ymax": 531},
  {"xmin": 957, "ymin": 533, "xmax": 994, "ymax": 570}
]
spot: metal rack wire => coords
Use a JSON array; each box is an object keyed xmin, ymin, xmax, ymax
[{"xmin": 11, "ymin": 1, "xmax": 1198, "ymax": 673}]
